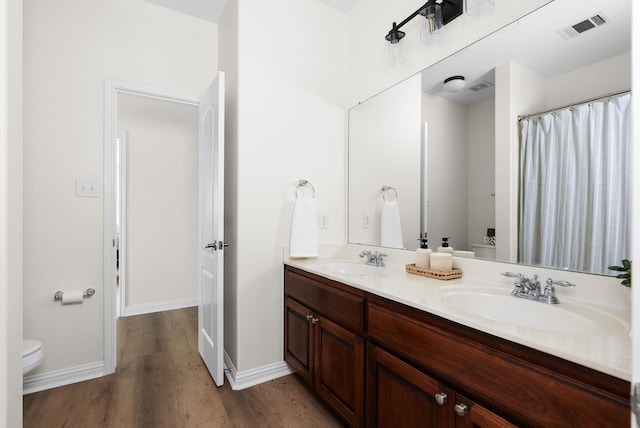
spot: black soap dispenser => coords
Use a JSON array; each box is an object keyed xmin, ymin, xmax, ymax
[
  {"xmin": 437, "ymin": 237, "xmax": 454, "ymax": 254},
  {"xmin": 415, "ymin": 233, "xmax": 432, "ymax": 269},
  {"xmin": 419, "ymin": 233, "xmax": 429, "ymax": 249}
]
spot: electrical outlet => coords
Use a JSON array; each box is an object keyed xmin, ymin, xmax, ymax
[
  {"xmin": 319, "ymin": 214, "xmax": 329, "ymax": 229},
  {"xmin": 363, "ymin": 212, "xmax": 372, "ymax": 228},
  {"xmin": 76, "ymin": 178, "xmax": 98, "ymax": 198}
]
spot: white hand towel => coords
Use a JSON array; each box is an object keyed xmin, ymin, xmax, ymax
[
  {"xmin": 380, "ymin": 200, "xmax": 404, "ymax": 249},
  {"xmin": 289, "ymin": 196, "xmax": 319, "ymax": 258}
]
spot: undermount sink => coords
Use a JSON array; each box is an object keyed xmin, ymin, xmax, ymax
[
  {"xmin": 436, "ymin": 287, "xmax": 628, "ymax": 334},
  {"xmin": 323, "ymin": 262, "xmax": 397, "ymax": 277}
]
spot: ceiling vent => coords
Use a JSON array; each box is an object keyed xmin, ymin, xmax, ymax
[
  {"xmin": 556, "ymin": 14, "xmax": 607, "ymax": 40},
  {"xmin": 469, "ymin": 80, "xmax": 494, "ymax": 92}
]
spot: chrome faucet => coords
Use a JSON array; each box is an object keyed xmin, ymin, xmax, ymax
[
  {"xmin": 501, "ymin": 272, "xmax": 541, "ymax": 301},
  {"xmin": 359, "ymin": 250, "xmax": 387, "ymax": 267},
  {"xmin": 501, "ymin": 272, "xmax": 575, "ymax": 304}
]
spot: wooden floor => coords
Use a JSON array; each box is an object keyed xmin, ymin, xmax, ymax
[{"xmin": 23, "ymin": 307, "xmax": 345, "ymax": 428}]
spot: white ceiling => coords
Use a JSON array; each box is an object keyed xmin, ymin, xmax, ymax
[{"xmin": 143, "ymin": 0, "xmax": 358, "ymax": 23}]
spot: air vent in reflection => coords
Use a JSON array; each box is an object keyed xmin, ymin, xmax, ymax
[
  {"xmin": 469, "ymin": 81, "xmax": 494, "ymax": 92},
  {"xmin": 556, "ymin": 14, "xmax": 607, "ymax": 40}
]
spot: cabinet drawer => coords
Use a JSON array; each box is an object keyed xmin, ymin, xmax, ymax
[
  {"xmin": 368, "ymin": 302, "xmax": 629, "ymax": 428},
  {"xmin": 285, "ymin": 267, "xmax": 365, "ymax": 334}
]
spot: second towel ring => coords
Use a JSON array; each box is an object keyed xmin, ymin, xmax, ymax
[
  {"xmin": 382, "ymin": 186, "xmax": 397, "ymax": 201},
  {"xmin": 296, "ymin": 179, "xmax": 316, "ymax": 198}
]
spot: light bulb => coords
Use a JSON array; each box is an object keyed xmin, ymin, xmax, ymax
[{"xmin": 420, "ymin": 3, "xmax": 443, "ymax": 43}]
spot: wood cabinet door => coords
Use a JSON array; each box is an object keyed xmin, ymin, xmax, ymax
[
  {"xmin": 284, "ymin": 297, "xmax": 314, "ymax": 385},
  {"xmin": 314, "ymin": 314, "xmax": 365, "ymax": 427},
  {"xmin": 454, "ymin": 395, "xmax": 518, "ymax": 428},
  {"xmin": 367, "ymin": 343, "xmax": 455, "ymax": 428}
]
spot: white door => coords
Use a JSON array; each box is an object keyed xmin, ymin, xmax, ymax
[{"xmin": 198, "ymin": 72, "xmax": 225, "ymax": 386}]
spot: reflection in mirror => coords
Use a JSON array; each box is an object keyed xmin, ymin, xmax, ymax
[
  {"xmin": 519, "ymin": 92, "xmax": 631, "ymax": 275},
  {"xmin": 348, "ymin": 75, "xmax": 422, "ymax": 249},
  {"xmin": 348, "ymin": 0, "xmax": 631, "ymax": 275}
]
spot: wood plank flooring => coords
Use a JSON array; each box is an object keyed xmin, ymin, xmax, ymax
[{"xmin": 23, "ymin": 307, "xmax": 345, "ymax": 428}]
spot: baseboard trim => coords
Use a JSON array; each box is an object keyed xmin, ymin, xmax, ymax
[
  {"xmin": 122, "ymin": 298, "xmax": 197, "ymax": 317},
  {"xmin": 223, "ymin": 352, "xmax": 293, "ymax": 391},
  {"xmin": 23, "ymin": 361, "xmax": 105, "ymax": 395}
]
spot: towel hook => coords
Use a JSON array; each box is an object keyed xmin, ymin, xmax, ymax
[
  {"xmin": 382, "ymin": 186, "xmax": 397, "ymax": 201},
  {"xmin": 296, "ymin": 179, "xmax": 316, "ymax": 198}
]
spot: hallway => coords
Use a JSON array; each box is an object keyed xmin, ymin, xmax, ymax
[{"xmin": 23, "ymin": 308, "xmax": 344, "ymax": 427}]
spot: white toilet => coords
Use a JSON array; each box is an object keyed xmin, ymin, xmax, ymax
[{"xmin": 23, "ymin": 339, "xmax": 43, "ymax": 375}]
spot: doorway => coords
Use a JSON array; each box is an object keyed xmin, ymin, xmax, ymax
[
  {"xmin": 116, "ymin": 94, "xmax": 199, "ymax": 316},
  {"xmin": 103, "ymin": 80, "xmax": 201, "ymax": 374}
]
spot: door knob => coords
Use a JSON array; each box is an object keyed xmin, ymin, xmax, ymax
[{"xmin": 205, "ymin": 243, "xmax": 217, "ymax": 249}]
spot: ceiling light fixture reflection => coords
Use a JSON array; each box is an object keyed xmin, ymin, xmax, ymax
[{"xmin": 443, "ymin": 75, "xmax": 466, "ymax": 92}]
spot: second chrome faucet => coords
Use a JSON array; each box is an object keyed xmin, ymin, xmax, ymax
[{"xmin": 501, "ymin": 272, "xmax": 575, "ymax": 304}]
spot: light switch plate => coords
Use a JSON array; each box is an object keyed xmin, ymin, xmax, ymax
[
  {"xmin": 363, "ymin": 212, "xmax": 372, "ymax": 228},
  {"xmin": 76, "ymin": 178, "xmax": 98, "ymax": 198}
]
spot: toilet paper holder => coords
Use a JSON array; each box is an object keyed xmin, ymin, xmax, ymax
[{"xmin": 54, "ymin": 288, "xmax": 96, "ymax": 301}]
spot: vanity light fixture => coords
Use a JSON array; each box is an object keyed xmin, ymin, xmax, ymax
[
  {"xmin": 443, "ymin": 75, "xmax": 466, "ymax": 92},
  {"xmin": 420, "ymin": 2, "xmax": 444, "ymax": 43},
  {"xmin": 386, "ymin": 39, "xmax": 407, "ymax": 65},
  {"xmin": 385, "ymin": 0, "xmax": 463, "ymax": 46},
  {"xmin": 466, "ymin": 0, "xmax": 495, "ymax": 17}
]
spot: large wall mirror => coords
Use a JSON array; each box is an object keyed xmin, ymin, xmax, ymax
[{"xmin": 348, "ymin": 0, "xmax": 631, "ymax": 275}]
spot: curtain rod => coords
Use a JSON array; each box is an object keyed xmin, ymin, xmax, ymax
[{"xmin": 517, "ymin": 89, "xmax": 631, "ymax": 121}]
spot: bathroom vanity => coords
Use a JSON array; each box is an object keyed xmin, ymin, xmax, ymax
[{"xmin": 283, "ymin": 258, "xmax": 630, "ymax": 427}]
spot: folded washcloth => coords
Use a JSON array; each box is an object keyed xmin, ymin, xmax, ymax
[
  {"xmin": 289, "ymin": 195, "xmax": 319, "ymax": 258},
  {"xmin": 380, "ymin": 200, "xmax": 403, "ymax": 249}
]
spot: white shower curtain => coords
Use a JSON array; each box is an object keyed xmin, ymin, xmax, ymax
[{"xmin": 519, "ymin": 93, "xmax": 631, "ymax": 275}]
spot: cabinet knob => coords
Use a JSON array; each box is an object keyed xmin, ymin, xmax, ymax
[
  {"xmin": 454, "ymin": 403, "xmax": 468, "ymax": 417},
  {"xmin": 311, "ymin": 317, "xmax": 320, "ymax": 324},
  {"xmin": 434, "ymin": 392, "xmax": 448, "ymax": 405},
  {"xmin": 306, "ymin": 314, "xmax": 314, "ymax": 321}
]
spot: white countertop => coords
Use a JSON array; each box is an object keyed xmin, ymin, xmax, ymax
[{"xmin": 284, "ymin": 250, "xmax": 631, "ymax": 381}]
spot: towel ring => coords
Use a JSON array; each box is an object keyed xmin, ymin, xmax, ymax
[
  {"xmin": 296, "ymin": 179, "xmax": 315, "ymax": 198},
  {"xmin": 382, "ymin": 186, "xmax": 397, "ymax": 201}
]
